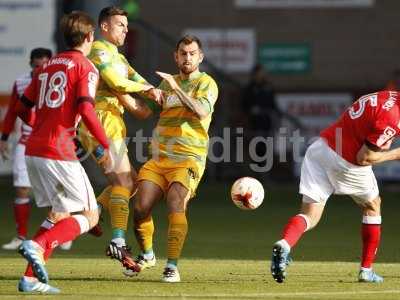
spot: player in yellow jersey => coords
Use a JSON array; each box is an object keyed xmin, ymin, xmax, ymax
[
  {"xmin": 78, "ymin": 6, "xmax": 162, "ymax": 270},
  {"xmin": 114, "ymin": 35, "xmax": 218, "ymax": 282}
]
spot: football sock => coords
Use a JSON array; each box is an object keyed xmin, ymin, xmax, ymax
[
  {"xmin": 109, "ymin": 186, "xmax": 130, "ymax": 240},
  {"xmin": 281, "ymin": 214, "xmax": 310, "ymax": 248},
  {"xmin": 361, "ymin": 215, "xmax": 381, "ymax": 269},
  {"xmin": 166, "ymin": 260, "xmax": 178, "ymax": 269},
  {"xmin": 34, "ymin": 215, "xmax": 88, "ymax": 250},
  {"xmin": 134, "ymin": 215, "xmax": 154, "ymax": 253},
  {"xmin": 14, "ymin": 197, "xmax": 31, "ymax": 239},
  {"xmin": 24, "ymin": 218, "xmax": 55, "ymax": 278},
  {"xmin": 97, "ymin": 185, "xmax": 111, "ymax": 211},
  {"xmin": 167, "ymin": 213, "xmax": 188, "ymax": 264}
]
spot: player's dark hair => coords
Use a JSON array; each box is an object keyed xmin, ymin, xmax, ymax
[
  {"xmin": 60, "ymin": 11, "xmax": 95, "ymax": 48},
  {"xmin": 176, "ymin": 35, "xmax": 203, "ymax": 51},
  {"xmin": 98, "ymin": 6, "xmax": 128, "ymax": 26},
  {"xmin": 30, "ymin": 48, "xmax": 52, "ymax": 61}
]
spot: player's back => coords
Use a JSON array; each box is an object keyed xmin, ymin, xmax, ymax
[
  {"xmin": 24, "ymin": 50, "xmax": 97, "ymax": 161},
  {"xmin": 321, "ymin": 91, "xmax": 400, "ymax": 165}
]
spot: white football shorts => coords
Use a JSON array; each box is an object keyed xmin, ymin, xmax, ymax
[
  {"xmin": 13, "ymin": 143, "xmax": 31, "ymax": 187},
  {"xmin": 299, "ymin": 138, "xmax": 379, "ymax": 204},
  {"xmin": 25, "ymin": 155, "xmax": 97, "ymax": 213}
]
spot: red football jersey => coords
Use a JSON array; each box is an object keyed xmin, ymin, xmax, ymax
[
  {"xmin": 23, "ymin": 50, "xmax": 98, "ymax": 160},
  {"xmin": 321, "ymin": 91, "xmax": 400, "ymax": 165}
]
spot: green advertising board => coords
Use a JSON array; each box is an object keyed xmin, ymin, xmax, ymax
[{"xmin": 258, "ymin": 43, "xmax": 311, "ymax": 74}]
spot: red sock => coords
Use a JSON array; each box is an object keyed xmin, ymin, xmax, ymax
[
  {"xmin": 282, "ymin": 214, "xmax": 308, "ymax": 248},
  {"xmin": 34, "ymin": 217, "xmax": 81, "ymax": 250},
  {"xmin": 24, "ymin": 220, "xmax": 54, "ymax": 278},
  {"xmin": 361, "ymin": 224, "xmax": 381, "ymax": 268},
  {"xmin": 14, "ymin": 201, "xmax": 31, "ymax": 238}
]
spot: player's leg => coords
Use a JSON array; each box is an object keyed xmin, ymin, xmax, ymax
[
  {"xmin": 3, "ymin": 144, "xmax": 32, "ymax": 250},
  {"xmin": 123, "ymin": 179, "xmax": 163, "ymax": 277},
  {"xmin": 135, "ymin": 181, "xmax": 162, "ymax": 259},
  {"xmin": 354, "ymin": 195, "xmax": 383, "ymax": 283},
  {"xmin": 162, "ymin": 182, "xmax": 191, "ymax": 283},
  {"xmin": 271, "ymin": 138, "xmax": 333, "ymax": 283},
  {"xmin": 271, "ymin": 198, "xmax": 325, "ymax": 283},
  {"xmin": 79, "ymin": 112, "xmax": 134, "ymax": 246},
  {"xmin": 2, "ymin": 187, "xmax": 31, "ymax": 250},
  {"xmin": 123, "ymin": 161, "xmax": 167, "ymax": 276},
  {"xmin": 342, "ymin": 163, "xmax": 382, "ymax": 283},
  {"xmin": 22, "ymin": 211, "xmax": 69, "ymax": 283}
]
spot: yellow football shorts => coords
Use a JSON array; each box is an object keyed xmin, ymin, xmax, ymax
[
  {"xmin": 138, "ymin": 157, "xmax": 205, "ymax": 198},
  {"xmin": 78, "ymin": 109, "xmax": 130, "ymax": 172}
]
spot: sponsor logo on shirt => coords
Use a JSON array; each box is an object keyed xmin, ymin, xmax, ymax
[{"xmin": 376, "ymin": 126, "xmax": 396, "ymax": 147}]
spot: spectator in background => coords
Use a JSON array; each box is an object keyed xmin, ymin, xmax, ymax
[
  {"xmin": 385, "ymin": 69, "xmax": 400, "ymax": 91},
  {"xmin": 241, "ymin": 64, "xmax": 280, "ymax": 135}
]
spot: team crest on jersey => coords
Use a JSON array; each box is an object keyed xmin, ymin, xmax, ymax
[
  {"xmin": 376, "ymin": 126, "xmax": 396, "ymax": 147},
  {"xmin": 97, "ymin": 50, "xmax": 109, "ymax": 63},
  {"xmin": 164, "ymin": 94, "xmax": 183, "ymax": 108}
]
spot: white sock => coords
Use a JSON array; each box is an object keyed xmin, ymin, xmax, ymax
[
  {"xmin": 72, "ymin": 215, "xmax": 90, "ymax": 234},
  {"xmin": 276, "ymin": 239, "xmax": 291, "ymax": 251},
  {"xmin": 111, "ymin": 237, "xmax": 125, "ymax": 247}
]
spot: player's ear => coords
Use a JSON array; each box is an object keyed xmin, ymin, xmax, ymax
[
  {"xmin": 100, "ymin": 21, "xmax": 108, "ymax": 33},
  {"xmin": 174, "ymin": 51, "xmax": 178, "ymax": 64},
  {"xmin": 198, "ymin": 51, "xmax": 204, "ymax": 64},
  {"xmin": 88, "ymin": 31, "xmax": 95, "ymax": 42}
]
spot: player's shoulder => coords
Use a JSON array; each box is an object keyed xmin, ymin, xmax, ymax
[
  {"xmin": 198, "ymin": 72, "xmax": 218, "ymax": 89},
  {"xmin": 15, "ymin": 72, "xmax": 32, "ymax": 86},
  {"xmin": 89, "ymin": 40, "xmax": 113, "ymax": 62}
]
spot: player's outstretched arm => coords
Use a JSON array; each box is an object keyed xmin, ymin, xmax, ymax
[
  {"xmin": 78, "ymin": 101, "xmax": 109, "ymax": 149},
  {"xmin": 356, "ymin": 142, "xmax": 400, "ymax": 165},
  {"xmin": 114, "ymin": 93, "xmax": 154, "ymax": 120},
  {"xmin": 156, "ymin": 71, "xmax": 211, "ymax": 120}
]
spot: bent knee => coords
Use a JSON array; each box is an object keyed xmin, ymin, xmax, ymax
[
  {"xmin": 81, "ymin": 210, "xmax": 99, "ymax": 229},
  {"xmin": 48, "ymin": 212, "xmax": 70, "ymax": 223}
]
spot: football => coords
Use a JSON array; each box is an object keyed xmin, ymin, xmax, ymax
[{"xmin": 231, "ymin": 177, "xmax": 264, "ymax": 210}]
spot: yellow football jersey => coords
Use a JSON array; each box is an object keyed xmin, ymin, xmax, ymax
[
  {"xmin": 88, "ymin": 39, "xmax": 149, "ymax": 114},
  {"xmin": 151, "ymin": 71, "xmax": 218, "ymax": 164}
]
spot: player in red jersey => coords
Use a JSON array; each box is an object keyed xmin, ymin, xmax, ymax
[
  {"xmin": 12, "ymin": 11, "xmax": 136, "ymax": 294},
  {"xmin": 271, "ymin": 91, "xmax": 400, "ymax": 284},
  {"xmin": 1, "ymin": 48, "xmax": 53, "ymax": 250}
]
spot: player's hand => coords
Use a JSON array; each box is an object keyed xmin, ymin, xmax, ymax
[
  {"xmin": 156, "ymin": 71, "xmax": 179, "ymax": 90},
  {"xmin": 142, "ymin": 84, "xmax": 155, "ymax": 91},
  {"xmin": 0, "ymin": 140, "xmax": 9, "ymax": 161},
  {"xmin": 98, "ymin": 148, "xmax": 114, "ymax": 174},
  {"xmin": 145, "ymin": 88, "xmax": 165, "ymax": 106}
]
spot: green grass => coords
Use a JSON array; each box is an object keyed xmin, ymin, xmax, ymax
[{"xmin": 1, "ymin": 176, "xmax": 400, "ymax": 299}]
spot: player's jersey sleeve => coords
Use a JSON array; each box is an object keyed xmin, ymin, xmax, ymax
[
  {"xmin": 1, "ymin": 83, "xmax": 19, "ymax": 136},
  {"xmin": 126, "ymin": 58, "xmax": 147, "ymax": 84},
  {"xmin": 194, "ymin": 75, "xmax": 218, "ymax": 113},
  {"xmin": 76, "ymin": 62, "xmax": 98, "ymax": 103},
  {"xmin": 89, "ymin": 44, "xmax": 148, "ymax": 93},
  {"xmin": 21, "ymin": 72, "xmax": 37, "ymax": 107},
  {"xmin": 366, "ymin": 109, "xmax": 400, "ymax": 149}
]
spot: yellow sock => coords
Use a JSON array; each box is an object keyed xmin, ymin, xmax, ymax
[
  {"xmin": 167, "ymin": 212, "xmax": 188, "ymax": 261},
  {"xmin": 109, "ymin": 186, "xmax": 131, "ymax": 232},
  {"xmin": 97, "ymin": 186, "xmax": 112, "ymax": 211},
  {"xmin": 134, "ymin": 215, "xmax": 154, "ymax": 252}
]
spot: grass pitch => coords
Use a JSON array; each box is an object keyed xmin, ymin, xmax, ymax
[{"xmin": 1, "ymin": 177, "xmax": 400, "ymax": 299}]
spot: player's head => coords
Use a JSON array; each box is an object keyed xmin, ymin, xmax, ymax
[
  {"xmin": 175, "ymin": 35, "xmax": 204, "ymax": 75},
  {"xmin": 60, "ymin": 11, "xmax": 96, "ymax": 55},
  {"xmin": 29, "ymin": 48, "xmax": 52, "ymax": 70},
  {"xmin": 98, "ymin": 6, "xmax": 128, "ymax": 47}
]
